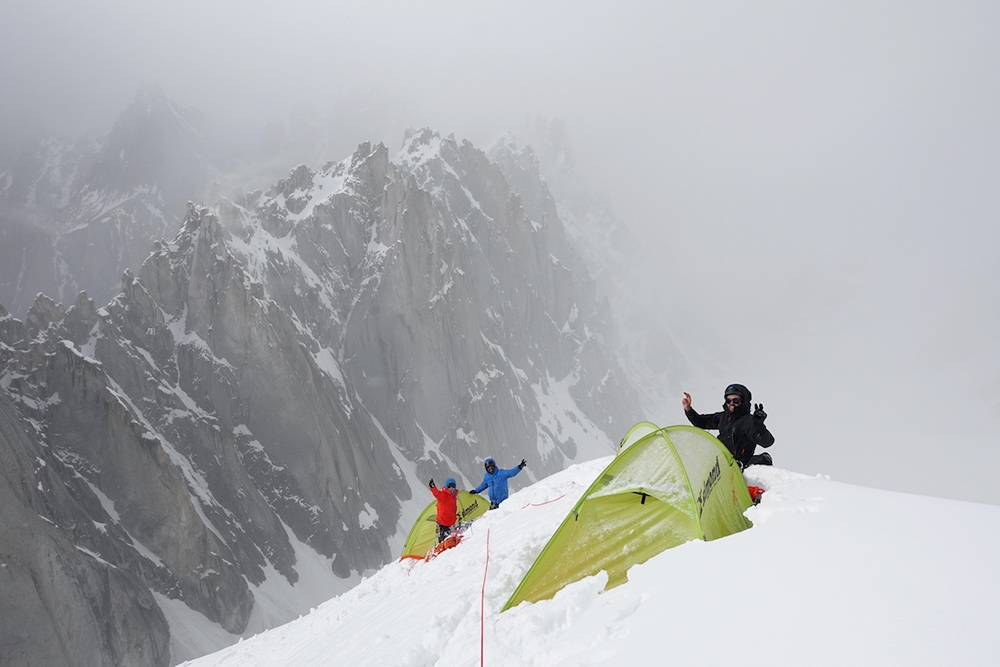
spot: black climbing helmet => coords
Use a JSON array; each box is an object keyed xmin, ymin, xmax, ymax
[{"xmin": 724, "ymin": 383, "xmax": 751, "ymax": 404}]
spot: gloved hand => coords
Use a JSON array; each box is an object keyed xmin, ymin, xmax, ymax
[
  {"xmin": 518, "ymin": 458, "xmax": 527, "ymax": 469},
  {"xmin": 753, "ymin": 403, "xmax": 767, "ymax": 422},
  {"xmin": 429, "ymin": 478, "xmax": 435, "ymax": 488}
]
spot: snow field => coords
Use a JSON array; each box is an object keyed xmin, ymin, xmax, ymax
[{"xmin": 185, "ymin": 461, "xmax": 1000, "ymax": 667}]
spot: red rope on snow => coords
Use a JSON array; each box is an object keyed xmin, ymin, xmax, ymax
[
  {"xmin": 480, "ymin": 528, "xmax": 490, "ymax": 667},
  {"xmin": 521, "ymin": 492, "xmax": 568, "ymax": 509}
]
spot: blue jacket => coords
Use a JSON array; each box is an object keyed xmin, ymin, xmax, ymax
[{"xmin": 473, "ymin": 459, "xmax": 522, "ymax": 505}]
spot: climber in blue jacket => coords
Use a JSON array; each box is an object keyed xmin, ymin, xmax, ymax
[{"xmin": 472, "ymin": 457, "xmax": 526, "ymax": 509}]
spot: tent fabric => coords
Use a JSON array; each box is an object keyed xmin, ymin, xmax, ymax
[
  {"xmin": 400, "ymin": 491, "xmax": 489, "ymax": 560},
  {"xmin": 502, "ymin": 425, "xmax": 753, "ymax": 611},
  {"xmin": 618, "ymin": 420, "xmax": 660, "ymax": 454}
]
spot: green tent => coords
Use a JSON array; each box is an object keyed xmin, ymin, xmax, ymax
[
  {"xmin": 400, "ymin": 490, "xmax": 489, "ymax": 560},
  {"xmin": 502, "ymin": 424, "xmax": 753, "ymax": 611},
  {"xmin": 618, "ymin": 420, "xmax": 660, "ymax": 454}
]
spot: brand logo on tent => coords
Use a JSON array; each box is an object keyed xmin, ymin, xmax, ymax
[
  {"xmin": 459, "ymin": 499, "xmax": 481, "ymax": 520},
  {"xmin": 696, "ymin": 458, "xmax": 722, "ymax": 518}
]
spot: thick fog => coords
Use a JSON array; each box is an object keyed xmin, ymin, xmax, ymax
[{"xmin": 3, "ymin": 1, "xmax": 998, "ymax": 503}]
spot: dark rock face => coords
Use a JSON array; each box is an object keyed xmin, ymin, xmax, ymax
[
  {"xmin": 0, "ymin": 387, "xmax": 171, "ymax": 667},
  {"xmin": 0, "ymin": 128, "xmax": 641, "ymax": 664}
]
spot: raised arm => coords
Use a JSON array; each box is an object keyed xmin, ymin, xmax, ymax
[
  {"xmin": 472, "ymin": 475, "xmax": 489, "ymax": 494},
  {"xmin": 683, "ymin": 393, "xmax": 721, "ymax": 430}
]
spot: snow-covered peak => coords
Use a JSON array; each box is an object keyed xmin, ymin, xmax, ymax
[
  {"xmin": 482, "ymin": 131, "xmax": 532, "ymax": 162},
  {"xmin": 395, "ymin": 127, "xmax": 452, "ymax": 174},
  {"xmin": 259, "ymin": 161, "xmax": 344, "ymax": 222},
  {"xmin": 519, "ymin": 116, "xmax": 576, "ymax": 175},
  {"xmin": 246, "ymin": 141, "xmax": 392, "ymax": 230},
  {"xmin": 133, "ymin": 82, "xmax": 171, "ymax": 113},
  {"xmin": 129, "ymin": 82, "xmax": 206, "ymax": 138}
]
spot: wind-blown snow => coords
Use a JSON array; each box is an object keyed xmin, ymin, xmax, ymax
[{"xmin": 182, "ymin": 460, "xmax": 1000, "ymax": 666}]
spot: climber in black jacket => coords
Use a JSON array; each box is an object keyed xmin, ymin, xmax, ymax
[{"xmin": 682, "ymin": 383, "xmax": 774, "ymax": 469}]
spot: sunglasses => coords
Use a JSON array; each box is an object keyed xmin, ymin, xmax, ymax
[
  {"xmin": 446, "ymin": 483, "xmax": 456, "ymax": 489},
  {"xmin": 725, "ymin": 397, "xmax": 742, "ymax": 405}
]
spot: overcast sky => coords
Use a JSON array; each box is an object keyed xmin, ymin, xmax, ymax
[{"xmin": 3, "ymin": 1, "xmax": 999, "ymax": 503}]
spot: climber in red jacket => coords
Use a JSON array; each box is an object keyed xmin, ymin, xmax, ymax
[{"xmin": 428, "ymin": 477, "xmax": 459, "ymax": 543}]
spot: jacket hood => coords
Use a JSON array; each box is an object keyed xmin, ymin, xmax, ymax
[{"xmin": 724, "ymin": 383, "xmax": 752, "ymax": 416}]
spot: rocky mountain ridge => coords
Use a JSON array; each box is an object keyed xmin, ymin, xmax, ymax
[{"xmin": 0, "ymin": 127, "xmax": 640, "ymax": 665}]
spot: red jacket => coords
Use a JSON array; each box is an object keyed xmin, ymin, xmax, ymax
[{"xmin": 430, "ymin": 486, "xmax": 458, "ymax": 527}]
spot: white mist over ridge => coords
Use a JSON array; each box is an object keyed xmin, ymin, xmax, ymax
[
  {"xmin": 184, "ymin": 460, "xmax": 1000, "ymax": 667},
  {"xmin": 2, "ymin": 2, "xmax": 998, "ymax": 506}
]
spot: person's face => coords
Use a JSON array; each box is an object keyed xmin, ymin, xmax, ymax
[{"xmin": 725, "ymin": 395, "xmax": 742, "ymax": 413}]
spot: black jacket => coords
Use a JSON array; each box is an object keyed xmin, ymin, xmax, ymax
[{"xmin": 685, "ymin": 386, "xmax": 774, "ymax": 467}]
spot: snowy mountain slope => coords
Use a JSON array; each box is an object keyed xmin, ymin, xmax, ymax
[{"xmin": 184, "ymin": 462, "xmax": 1000, "ymax": 667}]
